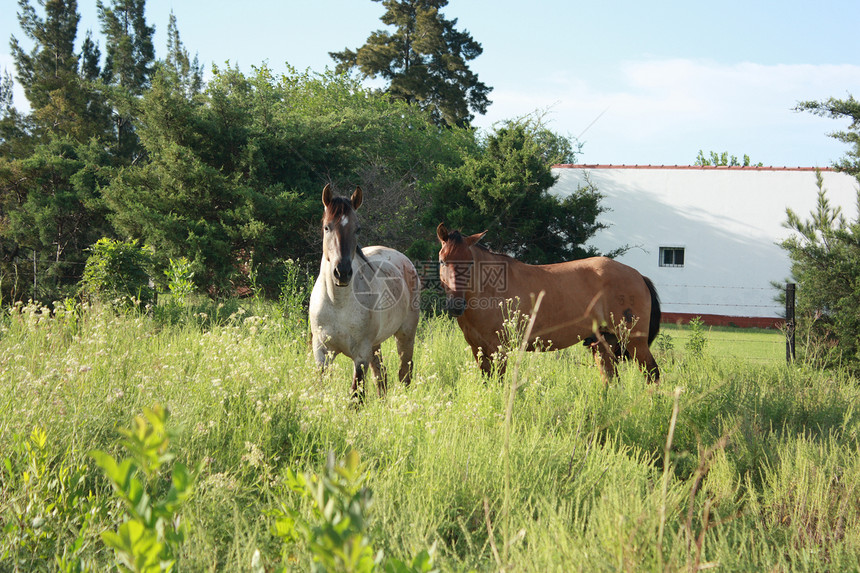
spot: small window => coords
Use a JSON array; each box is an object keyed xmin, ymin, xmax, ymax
[{"xmin": 659, "ymin": 247, "xmax": 685, "ymax": 268}]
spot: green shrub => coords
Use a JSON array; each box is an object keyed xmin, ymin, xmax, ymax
[{"xmin": 79, "ymin": 238, "xmax": 156, "ymax": 309}]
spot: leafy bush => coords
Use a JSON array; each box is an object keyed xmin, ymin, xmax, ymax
[{"xmin": 79, "ymin": 238, "xmax": 155, "ymax": 309}]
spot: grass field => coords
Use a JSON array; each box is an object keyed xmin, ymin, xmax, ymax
[
  {"xmin": 658, "ymin": 322, "xmax": 787, "ymax": 365},
  {"xmin": 2, "ymin": 300, "xmax": 859, "ymax": 572}
]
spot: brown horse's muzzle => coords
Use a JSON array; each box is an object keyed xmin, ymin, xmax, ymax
[{"xmin": 444, "ymin": 295, "xmax": 466, "ymax": 317}]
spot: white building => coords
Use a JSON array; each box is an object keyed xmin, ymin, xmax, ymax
[{"xmin": 550, "ymin": 165, "xmax": 859, "ymax": 327}]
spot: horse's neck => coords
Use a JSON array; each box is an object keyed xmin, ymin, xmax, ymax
[{"xmin": 469, "ymin": 247, "xmax": 523, "ymax": 297}]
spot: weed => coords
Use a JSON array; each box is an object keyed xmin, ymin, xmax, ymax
[
  {"xmin": 685, "ymin": 316, "xmax": 709, "ymax": 358},
  {"xmin": 90, "ymin": 405, "xmax": 196, "ymax": 573}
]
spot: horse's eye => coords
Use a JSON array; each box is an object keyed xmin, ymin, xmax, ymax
[
  {"xmin": 324, "ymin": 225, "xmax": 330, "ymax": 233},
  {"xmin": 439, "ymin": 260, "xmax": 446, "ymax": 267}
]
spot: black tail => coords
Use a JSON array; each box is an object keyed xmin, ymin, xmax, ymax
[{"xmin": 644, "ymin": 276, "xmax": 661, "ymax": 345}]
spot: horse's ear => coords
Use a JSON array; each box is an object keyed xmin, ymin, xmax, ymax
[
  {"xmin": 322, "ymin": 184, "xmax": 333, "ymax": 207},
  {"xmin": 351, "ymin": 186, "xmax": 363, "ymax": 210},
  {"xmin": 436, "ymin": 223, "xmax": 449, "ymax": 243},
  {"xmin": 465, "ymin": 230, "xmax": 488, "ymax": 247}
]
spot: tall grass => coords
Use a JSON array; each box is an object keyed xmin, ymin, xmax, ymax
[{"xmin": 1, "ymin": 300, "xmax": 859, "ymax": 571}]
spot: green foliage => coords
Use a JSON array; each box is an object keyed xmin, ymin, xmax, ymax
[
  {"xmin": 273, "ymin": 450, "xmax": 436, "ymax": 573},
  {"xmin": 330, "ymin": 0, "xmax": 491, "ymax": 127},
  {"xmin": 102, "ymin": 63, "xmax": 474, "ymax": 294},
  {"xmin": 0, "ymin": 139, "xmax": 114, "ymax": 302},
  {"xmin": 694, "ymin": 150, "xmax": 762, "ymax": 167},
  {"xmin": 796, "ymin": 95, "xmax": 860, "ymax": 176},
  {"xmin": 80, "ymin": 237, "xmax": 155, "ymax": 308},
  {"xmin": 90, "ymin": 405, "xmax": 196, "ymax": 573},
  {"xmin": 164, "ymin": 257, "xmax": 195, "ymax": 300},
  {"xmin": 684, "ymin": 316, "xmax": 709, "ymax": 358},
  {"xmin": 97, "ymin": 0, "xmax": 156, "ymax": 162},
  {"xmin": 277, "ymin": 259, "xmax": 314, "ymax": 334},
  {"xmin": 781, "ymin": 171, "xmax": 860, "ymax": 370},
  {"xmin": 164, "ymin": 11, "xmax": 203, "ymax": 98},
  {"xmin": 1, "ymin": 427, "xmax": 97, "ymax": 572},
  {"xmin": 10, "ymin": 0, "xmax": 111, "ymax": 143},
  {"xmin": 426, "ymin": 115, "xmax": 607, "ymax": 263}
]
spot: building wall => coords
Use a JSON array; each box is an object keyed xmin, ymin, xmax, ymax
[{"xmin": 550, "ymin": 165, "xmax": 859, "ymax": 326}]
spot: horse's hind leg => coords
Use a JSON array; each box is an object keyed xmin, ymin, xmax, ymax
[
  {"xmin": 370, "ymin": 344, "xmax": 388, "ymax": 397},
  {"xmin": 628, "ymin": 337, "xmax": 660, "ymax": 383},
  {"xmin": 590, "ymin": 333, "xmax": 618, "ymax": 384}
]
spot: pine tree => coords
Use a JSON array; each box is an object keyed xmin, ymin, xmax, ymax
[
  {"xmin": 0, "ymin": 68, "xmax": 31, "ymax": 158},
  {"xmin": 9, "ymin": 0, "xmax": 109, "ymax": 142},
  {"xmin": 98, "ymin": 0, "xmax": 154, "ymax": 93},
  {"xmin": 10, "ymin": 0, "xmax": 80, "ymax": 111},
  {"xmin": 330, "ymin": 0, "xmax": 491, "ymax": 127},
  {"xmin": 97, "ymin": 0, "xmax": 155, "ymax": 160},
  {"xmin": 164, "ymin": 11, "xmax": 203, "ymax": 97},
  {"xmin": 80, "ymin": 30, "xmax": 101, "ymax": 82}
]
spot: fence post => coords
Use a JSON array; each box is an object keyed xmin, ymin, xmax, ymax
[{"xmin": 785, "ymin": 283, "xmax": 796, "ymax": 363}]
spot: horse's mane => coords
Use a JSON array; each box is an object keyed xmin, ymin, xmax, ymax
[
  {"xmin": 323, "ymin": 197, "xmax": 354, "ymax": 221},
  {"xmin": 447, "ymin": 230, "xmax": 516, "ymax": 262}
]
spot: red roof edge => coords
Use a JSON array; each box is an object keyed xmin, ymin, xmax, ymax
[{"xmin": 553, "ymin": 164, "xmax": 835, "ymax": 171}]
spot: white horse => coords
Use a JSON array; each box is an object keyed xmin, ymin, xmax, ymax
[{"xmin": 309, "ymin": 184, "xmax": 421, "ymax": 402}]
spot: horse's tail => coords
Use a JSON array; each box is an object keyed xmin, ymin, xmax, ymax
[{"xmin": 643, "ymin": 276, "xmax": 661, "ymax": 345}]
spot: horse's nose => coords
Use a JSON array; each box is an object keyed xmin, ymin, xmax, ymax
[
  {"xmin": 333, "ymin": 260, "xmax": 353, "ymax": 285},
  {"xmin": 445, "ymin": 296, "xmax": 465, "ymax": 317}
]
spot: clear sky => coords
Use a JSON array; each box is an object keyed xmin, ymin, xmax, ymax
[{"xmin": 3, "ymin": 0, "xmax": 860, "ymax": 167}]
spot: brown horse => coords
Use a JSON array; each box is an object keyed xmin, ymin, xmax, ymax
[
  {"xmin": 309, "ymin": 185, "xmax": 421, "ymax": 402},
  {"xmin": 436, "ymin": 223, "xmax": 661, "ymax": 382}
]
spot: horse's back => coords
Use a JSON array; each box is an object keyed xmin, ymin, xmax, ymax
[
  {"xmin": 362, "ymin": 245, "xmax": 421, "ymax": 307},
  {"xmin": 358, "ymin": 245, "xmax": 420, "ymax": 341},
  {"xmin": 517, "ymin": 255, "xmax": 654, "ymax": 344}
]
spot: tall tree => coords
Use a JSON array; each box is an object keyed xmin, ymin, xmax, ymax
[
  {"xmin": 164, "ymin": 11, "xmax": 203, "ymax": 97},
  {"xmin": 425, "ymin": 116, "xmax": 610, "ymax": 264},
  {"xmin": 330, "ymin": 0, "xmax": 491, "ymax": 127},
  {"xmin": 782, "ymin": 94, "xmax": 860, "ymax": 370},
  {"xmin": 97, "ymin": 0, "xmax": 155, "ymax": 160},
  {"xmin": 0, "ymin": 139, "xmax": 114, "ymax": 302},
  {"xmin": 9, "ymin": 0, "xmax": 107, "ymax": 142},
  {"xmin": 10, "ymin": 0, "xmax": 80, "ymax": 111},
  {"xmin": 781, "ymin": 171, "xmax": 860, "ymax": 370},
  {"xmin": 0, "ymin": 68, "xmax": 31, "ymax": 158},
  {"xmin": 797, "ymin": 95, "xmax": 860, "ymax": 177}
]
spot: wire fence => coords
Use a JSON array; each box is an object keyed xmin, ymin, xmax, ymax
[{"xmin": 7, "ymin": 254, "xmax": 795, "ymax": 364}]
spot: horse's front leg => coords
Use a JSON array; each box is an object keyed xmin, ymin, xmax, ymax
[
  {"xmin": 351, "ymin": 359, "xmax": 370, "ymax": 404},
  {"xmin": 590, "ymin": 332, "xmax": 618, "ymax": 384},
  {"xmin": 312, "ymin": 333, "xmax": 335, "ymax": 373}
]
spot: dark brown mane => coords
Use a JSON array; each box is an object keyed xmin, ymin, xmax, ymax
[
  {"xmin": 323, "ymin": 197, "xmax": 354, "ymax": 223},
  {"xmin": 447, "ymin": 229, "xmax": 515, "ymax": 261}
]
